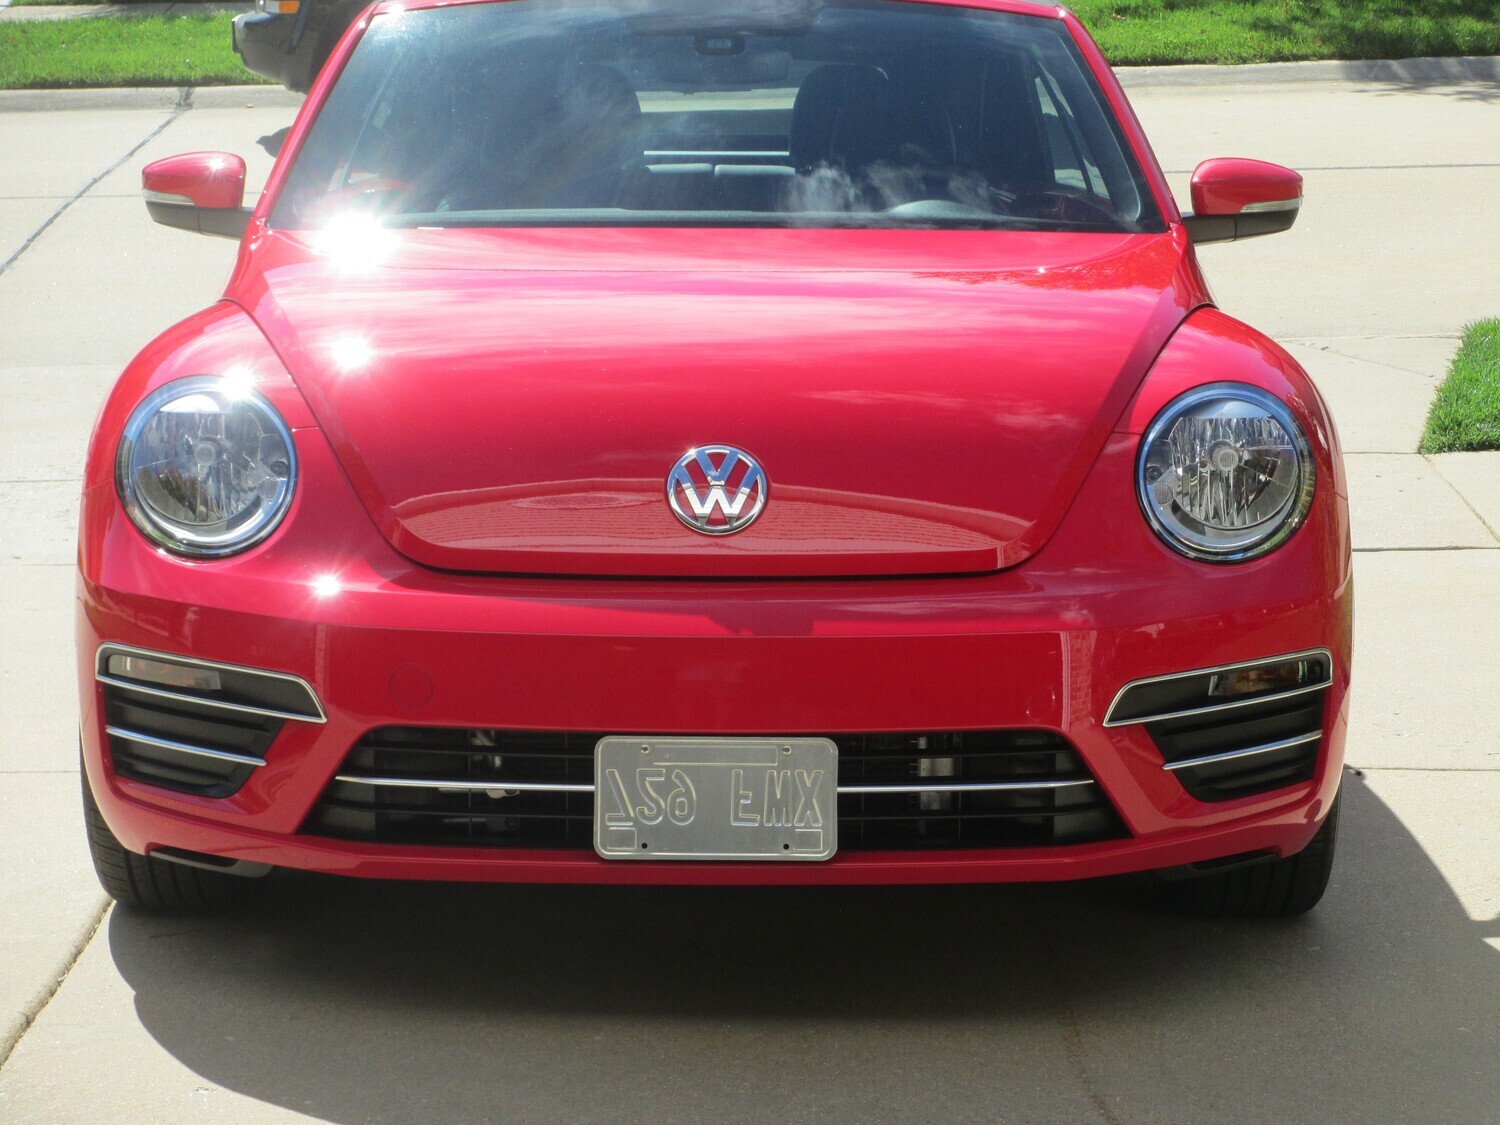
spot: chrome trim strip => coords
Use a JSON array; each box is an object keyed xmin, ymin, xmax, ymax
[
  {"xmin": 1163, "ymin": 731, "xmax": 1323, "ymax": 772},
  {"xmin": 142, "ymin": 189, "xmax": 195, "ymax": 207},
  {"xmin": 330, "ymin": 776, "xmax": 1095, "ymax": 796},
  {"xmin": 1103, "ymin": 648, "xmax": 1334, "ymax": 727},
  {"xmin": 837, "ymin": 779, "xmax": 1095, "ymax": 794},
  {"xmin": 1107, "ymin": 682, "xmax": 1330, "ymax": 728},
  {"xmin": 105, "ymin": 725, "xmax": 267, "ymax": 768},
  {"xmin": 334, "ymin": 775, "xmax": 595, "ymax": 793},
  {"xmin": 644, "ymin": 150, "xmax": 789, "ymax": 158},
  {"xmin": 96, "ymin": 674, "xmax": 322, "ymax": 724},
  {"xmin": 95, "ymin": 643, "xmax": 327, "ymax": 723},
  {"xmin": 1240, "ymin": 197, "xmax": 1302, "ymax": 214}
]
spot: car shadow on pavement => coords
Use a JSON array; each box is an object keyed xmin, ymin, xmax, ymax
[
  {"xmin": 1363, "ymin": 78, "xmax": 1500, "ymax": 105},
  {"xmin": 104, "ymin": 771, "xmax": 1498, "ymax": 1123}
]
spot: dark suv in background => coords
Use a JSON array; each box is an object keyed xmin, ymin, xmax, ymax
[{"xmin": 233, "ymin": 0, "xmax": 367, "ymax": 92}]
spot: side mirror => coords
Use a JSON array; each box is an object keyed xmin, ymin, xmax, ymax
[
  {"xmin": 142, "ymin": 152, "xmax": 251, "ymax": 240},
  {"xmin": 1183, "ymin": 158, "xmax": 1302, "ymax": 245}
]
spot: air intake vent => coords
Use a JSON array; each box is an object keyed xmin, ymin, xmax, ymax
[
  {"xmin": 1107, "ymin": 651, "xmax": 1330, "ymax": 802},
  {"xmin": 305, "ymin": 728, "xmax": 1126, "ymax": 851},
  {"xmin": 102, "ymin": 686, "xmax": 278, "ymax": 797},
  {"xmin": 96, "ymin": 645, "xmax": 325, "ymax": 798},
  {"xmin": 836, "ymin": 732, "xmax": 1121, "ymax": 849}
]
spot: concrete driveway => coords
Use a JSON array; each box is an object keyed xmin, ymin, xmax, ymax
[{"xmin": 1, "ymin": 60, "xmax": 1497, "ymax": 1123}]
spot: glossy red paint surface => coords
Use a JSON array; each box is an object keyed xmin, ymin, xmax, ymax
[
  {"xmin": 236, "ymin": 227, "xmax": 1201, "ymax": 576},
  {"xmin": 142, "ymin": 152, "xmax": 247, "ymax": 211},
  {"xmin": 79, "ymin": 0, "xmax": 1348, "ymax": 886},
  {"xmin": 1191, "ymin": 158, "xmax": 1304, "ymax": 216}
]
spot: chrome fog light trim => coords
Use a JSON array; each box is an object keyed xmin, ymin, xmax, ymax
[
  {"xmin": 1104, "ymin": 648, "xmax": 1334, "ymax": 727},
  {"xmin": 95, "ymin": 643, "xmax": 326, "ymax": 723}
]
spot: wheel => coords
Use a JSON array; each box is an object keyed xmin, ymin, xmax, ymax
[
  {"xmin": 81, "ymin": 764, "xmax": 239, "ymax": 912},
  {"xmin": 1165, "ymin": 792, "xmax": 1340, "ymax": 919}
]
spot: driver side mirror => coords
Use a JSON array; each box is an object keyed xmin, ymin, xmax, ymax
[
  {"xmin": 1183, "ymin": 158, "xmax": 1302, "ymax": 245},
  {"xmin": 142, "ymin": 152, "xmax": 252, "ymax": 240}
]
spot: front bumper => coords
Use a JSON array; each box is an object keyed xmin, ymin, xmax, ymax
[{"xmin": 78, "ymin": 424, "xmax": 1352, "ymax": 885}]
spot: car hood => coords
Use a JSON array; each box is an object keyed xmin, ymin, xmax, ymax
[{"xmin": 238, "ymin": 226, "xmax": 1201, "ymax": 577}]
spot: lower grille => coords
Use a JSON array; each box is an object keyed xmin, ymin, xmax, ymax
[
  {"xmin": 102, "ymin": 684, "xmax": 279, "ymax": 798},
  {"xmin": 1146, "ymin": 693, "xmax": 1325, "ymax": 801},
  {"xmin": 1107, "ymin": 651, "xmax": 1331, "ymax": 802},
  {"xmin": 835, "ymin": 732, "xmax": 1120, "ymax": 849},
  {"xmin": 95, "ymin": 644, "xmax": 326, "ymax": 798},
  {"xmin": 306, "ymin": 729, "xmax": 1125, "ymax": 852}
]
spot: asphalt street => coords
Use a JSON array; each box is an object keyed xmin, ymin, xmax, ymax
[{"xmin": 0, "ymin": 58, "xmax": 1498, "ymax": 1123}]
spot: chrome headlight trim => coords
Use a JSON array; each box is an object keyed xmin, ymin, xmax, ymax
[
  {"xmin": 1136, "ymin": 382, "xmax": 1315, "ymax": 563},
  {"xmin": 115, "ymin": 375, "xmax": 297, "ymax": 558}
]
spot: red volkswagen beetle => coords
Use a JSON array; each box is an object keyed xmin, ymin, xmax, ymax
[{"xmin": 80, "ymin": 0, "xmax": 1350, "ymax": 916}]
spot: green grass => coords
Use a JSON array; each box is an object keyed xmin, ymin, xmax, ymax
[
  {"xmin": 0, "ymin": 14, "xmax": 271, "ymax": 89},
  {"xmin": 1073, "ymin": 0, "xmax": 1500, "ymax": 65},
  {"xmin": 2, "ymin": 1, "xmax": 1498, "ymax": 88},
  {"xmin": 1420, "ymin": 321, "xmax": 1500, "ymax": 454}
]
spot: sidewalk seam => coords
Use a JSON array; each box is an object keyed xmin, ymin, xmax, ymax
[
  {"xmin": 0, "ymin": 86, "xmax": 193, "ymax": 280},
  {"xmin": 1353, "ymin": 545, "xmax": 1500, "ymax": 553},
  {"xmin": 1424, "ymin": 454, "xmax": 1500, "ymax": 545},
  {"xmin": 1289, "ymin": 340, "xmax": 1451, "ymax": 379},
  {"xmin": 1284, "ymin": 333, "xmax": 1461, "ymax": 342},
  {"xmin": 0, "ymin": 899, "xmax": 108, "ymax": 1073}
]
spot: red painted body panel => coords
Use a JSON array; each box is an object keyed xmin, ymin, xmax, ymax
[
  {"xmin": 234, "ymin": 227, "xmax": 1204, "ymax": 576},
  {"xmin": 78, "ymin": 0, "xmax": 1350, "ymax": 887},
  {"xmin": 141, "ymin": 152, "xmax": 247, "ymax": 210},
  {"xmin": 1191, "ymin": 158, "xmax": 1304, "ymax": 216},
  {"xmin": 78, "ymin": 299, "xmax": 1351, "ymax": 884}
]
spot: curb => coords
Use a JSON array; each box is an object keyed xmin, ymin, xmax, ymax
[
  {"xmin": 0, "ymin": 56, "xmax": 1495, "ymax": 108},
  {"xmin": 0, "ymin": 84, "xmax": 302, "ymax": 112},
  {"xmin": 0, "ymin": 899, "xmax": 107, "ymax": 1072},
  {"xmin": 1117, "ymin": 54, "xmax": 1500, "ymax": 89}
]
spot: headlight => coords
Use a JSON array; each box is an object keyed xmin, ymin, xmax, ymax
[
  {"xmin": 116, "ymin": 376, "xmax": 296, "ymax": 557},
  {"xmin": 1137, "ymin": 382, "xmax": 1314, "ymax": 562}
]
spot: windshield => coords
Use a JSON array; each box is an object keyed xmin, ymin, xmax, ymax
[{"xmin": 272, "ymin": 0, "xmax": 1164, "ymax": 233}]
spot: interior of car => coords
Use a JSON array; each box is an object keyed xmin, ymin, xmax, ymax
[{"xmin": 274, "ymin": 0, "xmax": 1161, "ymax": 232}]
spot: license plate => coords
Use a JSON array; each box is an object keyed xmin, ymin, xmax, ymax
[{"xmin": 594, "ymin": 737, "xmax": 838, "ymax": 860}]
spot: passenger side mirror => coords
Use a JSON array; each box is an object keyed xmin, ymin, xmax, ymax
[
  {"xmin": 1182, "ymin": 158, "xmax": 1302, "ymax": 245},
  {"xmin": 142, "ymin": 152, "xmax": 252, "ymax": 240}
]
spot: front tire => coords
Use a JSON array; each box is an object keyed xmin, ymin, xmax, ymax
[
  {"xmin": 81, "ymin": 765, "xmax": 238, "ymax": 912},
  {"xmin": 1167, "ymin": 792, "xmax": 1340, "ymax": 919}
]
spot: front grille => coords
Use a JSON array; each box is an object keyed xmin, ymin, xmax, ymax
[{"xmin": 305, "ymin": 729, "xmax": 1126, "ymax": 852}]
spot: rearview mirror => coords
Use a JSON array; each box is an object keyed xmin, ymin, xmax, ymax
[
  {"xmin": 1183, "ymin": 158, "xmax": 1302, "ymax": 245},
  {"xmin": 142, "ymin": 152, "xmax": 251, "ymax": 240}
]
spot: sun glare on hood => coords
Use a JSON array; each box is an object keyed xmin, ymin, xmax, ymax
[{"xmin": 310, "ymin": 214, "xmax": 395, "ymax": 274}]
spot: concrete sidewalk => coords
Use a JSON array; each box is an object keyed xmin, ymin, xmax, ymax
[{"xmin": 0, "ymin": 63, "xmax": 1497, "ymax": 1123}]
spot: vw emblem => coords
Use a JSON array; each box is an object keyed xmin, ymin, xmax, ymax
[{"xmin": 666, "ymin": 446, "xmax": 768, "ymax": 535}]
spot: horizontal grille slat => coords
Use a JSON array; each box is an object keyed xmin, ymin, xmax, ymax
[
  {"xmin": 317, "ymin": 801, "xmax": 594, "ymax": 822},
  {"xmin": 305, "ymin": 728, "xmax": 1127, "ymax": 852}
]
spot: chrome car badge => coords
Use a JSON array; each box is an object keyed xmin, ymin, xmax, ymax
[{"xmin": 666, "ymin": 446, "xmax": 768, "ymax": 535}]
